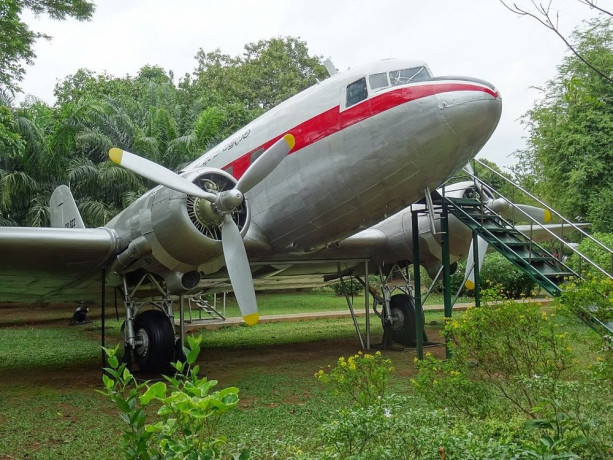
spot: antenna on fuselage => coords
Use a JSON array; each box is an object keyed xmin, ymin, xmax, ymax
[{"xmin": 323, "ymin": 58, "xmax": 338, "ymax": 77}]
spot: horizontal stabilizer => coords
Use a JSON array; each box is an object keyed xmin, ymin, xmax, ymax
[{"xmin": 49, "ymin": 185, "xmax": 85, "ymax": 229}]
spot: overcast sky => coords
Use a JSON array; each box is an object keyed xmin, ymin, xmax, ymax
[{"xmin": 18, "ymin": 0, "xmax": 602, "ymax": 169}]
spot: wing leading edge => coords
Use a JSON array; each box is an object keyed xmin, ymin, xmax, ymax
[{"xmin": 0, "ymin": 227, "xmax": 118, "ymax": 302}]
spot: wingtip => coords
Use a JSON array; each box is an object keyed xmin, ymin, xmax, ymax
[
  {"xmin": 243, "ymin": 312, "xmax": 259, "ymax": 326},
  {"xmin": 109, "ymin": 148, "xmax": 123, "ymax": 164}
]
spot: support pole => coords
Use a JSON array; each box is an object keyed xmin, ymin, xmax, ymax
[
  {"xmin": 101, "ymin": 268, "xmax": 106, "ymax": 369},
  {"xmin": 342, "ymin": 277, "xmax": 365, "ymax": 349},
  {"xmin": 179, "ymin": 295, "xmax": 185, "ymax": 357},
  {"xmin": 472, "ymin": 230, "xmax": 481, "ymax": 308},
  {"xmin": 441, "ymin": 199, "xmax": 452, "ymax": 359},
  {"xmin": 365, "ymin": 261, "xmax": 370, "ymax": 350},
  {"xmin": 412, "ymin": 209, "xmax": 424, "ymax": 360}
]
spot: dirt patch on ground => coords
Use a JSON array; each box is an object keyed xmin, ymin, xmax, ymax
[{"xmin": 0, "ymin": 301, "xmax": 446, "ymax": 391}]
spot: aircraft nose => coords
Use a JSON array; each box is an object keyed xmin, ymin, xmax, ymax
[{"xmin": 438, "ymin": 80, "xmax": 502, "ymax": 148}]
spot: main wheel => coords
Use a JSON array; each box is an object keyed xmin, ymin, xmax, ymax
[
  {"xmin": 133, "ymin": 309, "xmax": 175, "ymax": 372},
  {"xmin": 387, "ymin": 294, "xmax": 428, "ymax": 347}
]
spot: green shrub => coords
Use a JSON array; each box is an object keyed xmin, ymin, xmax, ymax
[
  {"xmin": 100, "ymin": 337, "xmax": 248, "ymax": 459},
  {"xmin": 566, "ymin": 232, "xmax": 613, "ymax": 278},
  {"xmin": 479, "ymin": 253, "xmax": 537, "ymax": 298},
  {"xmin": 316, "ymin": 351, "xmax": 393, "ymax": 408},
  {"xmin": 444, "ymin": 301, "xmax": 574, "ymax": 418},
  {"xmin": 426, "ymin": 254, "xmax": 538, "ymax": 299},
  {"xmin": 330, "ymin": 279, "xmax": 364, "ymax": 296},
  {"xmin": 411, "ymin": 352, "xmax": 493, "ymax": 418},
  {"xmin": 557, "ymin": 275, "xmax": 613, "ymax": 326}
]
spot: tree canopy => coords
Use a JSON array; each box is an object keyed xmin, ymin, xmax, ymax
[
  {"xmin": 0, "ymin": 0, "xmax": 95, "ymax": 95},
  {"xmin": 0, "ymin": 36, "xmax": 327, "ymax": 227},
  {"xmin": 513, "ymin": 16, "xmax": 612, "ymax": 232}
]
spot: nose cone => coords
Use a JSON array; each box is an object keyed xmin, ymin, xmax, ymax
[{"xmin": 439, "ymin": 80, "xmax": 502, "ymax": 149}]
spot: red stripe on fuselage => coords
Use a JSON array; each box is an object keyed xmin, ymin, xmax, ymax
[{"xmin": 227, "ymin": 82, "xmax": 497, "ymax": 178}]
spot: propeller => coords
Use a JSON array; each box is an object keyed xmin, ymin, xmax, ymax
[
  {"xmin": 464, "ymin": 235, "xmax": 488, "ymax": 290},
  {"xmin": 109, "ymin": 133, "xmax": 296, "ymax": 325}
]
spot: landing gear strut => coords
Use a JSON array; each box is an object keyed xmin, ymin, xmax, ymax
[
  {"xmin": 373, "ymin": 264, "xmax": 427, "ymax": 348},
  {"xmin": 119, "ymin": 274, "xmax": 180, "ymax": 373}
]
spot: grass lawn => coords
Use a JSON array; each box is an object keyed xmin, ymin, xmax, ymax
[{"xmin": 0, "ymin": 291, "xmax": 605, "ymax": 459}]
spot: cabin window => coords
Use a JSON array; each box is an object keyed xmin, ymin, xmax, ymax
[
  {"xmin": 389, "ymin": 66, "xmax": 430, "ymax": 86},
  {"xmin": 346, "ymin": 77, "xmax": 368, "ymax": 107},
  {"xmin": 369, "ymin": 72, "xmax": 389, "ymax": 91}
]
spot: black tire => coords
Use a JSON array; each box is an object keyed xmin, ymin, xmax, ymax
[
  {"xmin": 388, "ymin": 294, "xmax": 428, "ymax": 347},
  {"xmin": 133, "ymin": 309, "xmax": 175, "ymax": 372}
]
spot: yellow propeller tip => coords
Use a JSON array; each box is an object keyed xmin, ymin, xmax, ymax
[
  {"xmin": 109, "ymin": 148, "xmax": 123, "ymax": 164},
  {"xmin": 283, "ymin": 133, "xmax": 296, "ymax": 151},
  {"xmin": 544, "ymin": 209, "xmax": 551, "ymax": 223},
  {"xmin": 465, "ymin": 280, "xmax": 475, "ymax": 290},
  {"xmin": 243, "ymin": 313, "xmax": 259, "ymax": 326}
]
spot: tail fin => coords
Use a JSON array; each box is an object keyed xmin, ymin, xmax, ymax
[{"xmin": 49, "ymin": 185, "xmax": 85, "ymax": 228}]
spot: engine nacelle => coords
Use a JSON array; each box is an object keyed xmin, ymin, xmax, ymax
[{"xmin": 110, "ymin": 168, "xmax": 250, "ymax": 289}]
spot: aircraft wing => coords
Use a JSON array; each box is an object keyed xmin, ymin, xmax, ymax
[{"xmin": 0, "ymin": 227, "xmax": 118, "ymax": 302}]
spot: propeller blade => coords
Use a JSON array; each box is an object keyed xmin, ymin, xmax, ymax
[
  {"xmin": 464, "ymin": 236, "xmax": 488, "ymax": 290},
  {"xmin": 509, "ymin": 204, "xmax": 552, "ymax": 224},
  {"xmin": 109, "ymin": 148, "xmax": 217, "ymax": 201},
  {"xmin": 463, "ymin": 162, "xmax": 475, "ymax": 176},
  {"xmin": 221, "ymin": 213, "xmax": 259, "ymax": 325},
  {"xmin": 234, "ymin": 134, "xmax": 295, "ymax": 194}
]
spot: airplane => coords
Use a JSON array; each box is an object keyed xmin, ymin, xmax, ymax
[{"xmin": 0, "ymin": 58, "xmax": 503, "ymax": 371}]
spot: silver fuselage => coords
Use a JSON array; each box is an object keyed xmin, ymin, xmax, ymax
[{"xmin": 0, "ymin": 59, "xmax": 502, "ymax": 301}]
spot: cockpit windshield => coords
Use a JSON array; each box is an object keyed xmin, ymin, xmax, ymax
[
  {"xmin": 367, "ymin": 66, "xmax": 431, "ymax": 92},
  {"xmin": 346, "ymin": 65, "xmax": 432, "ymax": 107},
  {"xmin": 389, "ymin": 67, "xmax": 430, "ymax": 86}
]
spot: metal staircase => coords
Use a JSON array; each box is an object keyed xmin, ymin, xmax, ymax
[
  {"xmin": 444, "ymin": 196, "xmax": 577, "ymax": 296},
  {"xmin": 439, "ymin": 159, "xmax": 613, "ymax": 335}
]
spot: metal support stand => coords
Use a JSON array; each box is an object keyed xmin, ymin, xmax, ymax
[
  {"xmin": 101, "ymin": 268, "xmax": 106, "ymax": 369},
  {"xmin": 472, "ymin": 230, "xmax": 481, "ymax": 308},
  {"xmin": 365, "ymin": 261, "xmax": 370, "ymax": 350},
  {"xmin": 441, "ymin": 199, "xmax": 452, "ymax": 359},
  {"xmin": 340, "ymin": 276, "xmax": 365, "ymax": 349},
  {"xmin": 412, "ymin": 209, "xmax": 424, "ymax": 360},
  {"xmin": 179, "ymin": 294, "xmax": 185, "ymax": 358}
]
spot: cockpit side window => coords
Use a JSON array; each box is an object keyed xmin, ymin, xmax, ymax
[
  {"xmin": 389, "ymin": 66, "xmax": 431, "ymax": 86},
  {"xmin": 369, "ymin": 72, "xmax": 389, "ymax": 91},
  {"xmin": 346, "ymin": 77, "xmax": 368, "ymax": 107}
]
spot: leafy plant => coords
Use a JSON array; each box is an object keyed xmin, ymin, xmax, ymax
[
  {"xmin": 444, "ymin": 301, "xmax": 574, "ymax": 418},
  {"xmin": 557, "ymin": 275, "xmax": 613, "ymax": 325},
  {"xmin": 411, "ymin": 352, "xmax": 493, "ymax": 418},
  {"xmin": 479, "ymin": 253, "xmax": 537, "ymax": 298},
  {"xmin": 100, "ymin": 336, "xmax": 248, "ymax": 459},
  {"xmin": 315, "ymin": 351, "xmax": 393, "ymax": 408},
  {"xmin": 565, "ymin": 232, "xmax": 613, "ymax": 278},
  {"xmin": 330, "ymin": 279, "xmax": 364, "ymax": 297}
]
